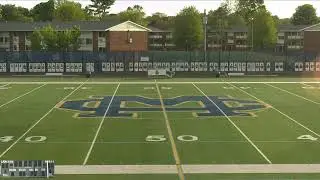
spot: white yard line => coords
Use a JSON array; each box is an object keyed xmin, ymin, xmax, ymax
[
  {"xmin": 155, "ymin": 80, "xmax": 185, "ymax": 180},
  {"xmin": 55, "ymin": 164, "xmax": 320, "ymax": 174},
  {"xmin": 266, "ymin": 83, "xmax": 320, "ymax": 105},
  {"xmin": 0, "ymin": 83, "xmax": 11, "ymax": 87},
  {"xmin": 1, "ymin": 81, "xmax": 320, "ymax": 85},
  {"xmin": 192, "ymin": 83, "xmax": 272, "ymax": 164},
  {"xmin": 301, "ymin": 83, "xmax": 313, "ymax": 87},
  {"xmin": 0, "ymin": 84, "xmax": 46, "ymax": 109},
  {"xmin": 0, "ymin": 80, "xmax": 88, "ymax": 158},
  {"xmin": 229, "ymin": 83, "xmax": 320, "ymax": 138},
  {"xmin": 83, "ymin": 83, "xmax": 121, "ymax": 165}
]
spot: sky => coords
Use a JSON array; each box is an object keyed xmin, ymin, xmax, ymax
[{"xmin": 1, "ymin": 0, "xmax": 320, "ymax": 19}]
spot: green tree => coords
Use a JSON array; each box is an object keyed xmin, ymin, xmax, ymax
[
  {"xmin": 31, "ymin": 0, "xmax": 54, "ymax": 21},
  {"xmin": 100, "ymin": 14, "xmax": 120, "ymax": 22},
  {"xmin": 279, "ymin": 18, "xmax": 291, "ymax": 25},
  {"xmin": 88, "ymin": 0, "xmax": 115, "ymax": 18},
  {"xmin": 272, "ymin": 15, "xmax": 280, "ymax": 25},
  {"xmin": 39, "ymin": 25, "xmax": 58, "ymax": 51},
  {"xmin": 250, "ymin": 8, "xmax": 277, "ymax": 49},
  {"xmin": 207, "ymin": 3, "xmax": 245, "ymax": 29},
  {"xmin": 119, "ymin": 5, "xmax": 147, "ymax": 26},
  {"xmin": 83, "ymin": 5, "xmax": 98, "ymax": 20},
  {"xmin": 146, "ymin": 12, "xmax": 174, "ymax": 29},
  {"xmin": 173, "ymin": 6, "xmax": 203, "ymax": 51},
  {"xmin": 31, "ymin": 25, "xmax": 81, "ymax": 51},
  {"xmin": 54, "ymin": 1, "xmax": 85, "ymax": 21},
  {"xmin": 1, "ymin": 4, "xmax": 33, "ymax": 22},
  {"xmin": 227, "ymin": 13, "xmax": 246, "ymax": 26},
  {"xmin": 291, "ymin": 4, "xmax": 319, "ymax": 25},
  {"xmin": 31, "ymin": 30, "xmax": 42, "ymax": 51},
  {"xmin": 207, "ymin": 3, "xmax": 229, "ymax": 29},
  {"xmin": 235, "ymin": 0, "xmax": 264, "ymax": 23}
]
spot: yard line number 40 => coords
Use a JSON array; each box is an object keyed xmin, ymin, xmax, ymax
[{"xmin": 0, "ymin": 136, "xmax": 46, "ymax": 143}]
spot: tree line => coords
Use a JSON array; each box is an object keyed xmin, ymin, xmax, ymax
[{"xmin": 0, "ymin": 0, "xmax": 319, "ymax": 51}]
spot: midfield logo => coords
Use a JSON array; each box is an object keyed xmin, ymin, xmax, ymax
[{"xmin": 57, "ymin": 96, "xmax": 268, "ymax": 118}]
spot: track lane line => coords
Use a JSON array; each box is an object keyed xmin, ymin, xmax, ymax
[
  {"xmin": 0, "ymin": 84, "xmax": 46, "ymax": 109},
  {"xmin": 229, "ymin": 83, "xmax": 320, "ymax": 138},
  {"xmin": 83, "ymin": 83, "xmax": 121, "ymax": 165},
  {"xmin": 266, "ymin": 83, "xmax": 320, "ymax": 105},
  {"xmin": 192, "ymin": 83, "xmax": 272, "ymax": 164},
  {"xmin": 155, "ymin": 80, "xmax": 185, "ymax": 180},
  {"xmin": 0, "ymin": 80, "xmax": 88, "ymax": 158}
]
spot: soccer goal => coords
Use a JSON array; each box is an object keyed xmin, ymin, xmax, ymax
[{"xmin": 147, "ymin": 69, "xmax": 175, "ymax": 78}]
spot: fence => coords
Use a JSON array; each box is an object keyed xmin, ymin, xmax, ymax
[{"xmin": 0, "ymin": 51, "xmax": 319, "ymax": 74}]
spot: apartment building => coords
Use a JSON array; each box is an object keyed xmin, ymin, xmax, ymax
[
  {"xmin": 147, "ymin": 26, "xmax": 175, "ymax": 51},
  {"xmin": 1, "ymin": 20, "xmax": 320, "ymax": 53},
  {"xmin": 206, "ymin": 26, "xmax": 249, "ymax": 51},
  {"xmin": 275, "ymin": 25, "xmax": 307, "ymax": 52},
  {"xmin": 0, "ymin": 21, "xmax": 150, "ymax": 52}
]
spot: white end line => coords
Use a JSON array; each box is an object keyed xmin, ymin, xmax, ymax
[
  {"xmin": 266, "ymin": 83, "xmax": 320, "ymax": 105},
  {"xmin": 83, "ymin": 83, "xmax": 121, "ymax": 165},
  {"xmin": 2, "ymin": 81, "xmax": 320, "ymax": 85},
  {"xmin": 229, "ymin": 83, "xmax": 320, "ymax": 138},
  {"xmin": 192, "ymin": 83, "xmax": 272, "ymax": 164},
  {"xmin": 0, "ymin": 80, "xmax": 88, "ymax": 158},
  {"xmin": 0, "ymin": 84, "xmax": 46, "ymax": 109}
]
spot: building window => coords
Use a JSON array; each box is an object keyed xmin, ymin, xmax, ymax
[
  {"xmin": 13, "ymin": 45, "xmax": 18, "ymax": 51},
  {"xmin": 25, "ymin": 45, "xmax": 31, "ymax": 51},
  {"xmin": 99, "ymin": 32, "xmax": 106, "ymax": 37},
  {"xmin": 86, "ymin": 38, "xmax": 92, "ymax": 45},
  {"xmin": 98, "ymin": 47, "xmax": 106, "ymax": 52},
  {"xmin": 25, "ymin": 32, "xmax": 31, "ymax": 40}
]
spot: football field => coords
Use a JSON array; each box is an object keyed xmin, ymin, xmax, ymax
[{"xmin": 1, "ymin": 77, "xmax": 320, "ymax": 179}]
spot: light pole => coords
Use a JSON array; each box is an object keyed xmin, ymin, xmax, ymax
[
  {"xmin": 218, "ymin": 19, "xmax": 222, "ymax": 72},
  {"xmin": 203, "ymin": 9, "xmax": 207, "ymax": 62},
  {"xmin": 251, "ymin": 17, "xmax": 254, "ymax": 51}
]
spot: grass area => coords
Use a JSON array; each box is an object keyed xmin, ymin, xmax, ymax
[
  {"xmin": 2, "ymin": 174, "xmax": 320, "ymax": 180},
  {"xmin": 0, "ymin": 77, "xmax": 320, "ymax": 179}
]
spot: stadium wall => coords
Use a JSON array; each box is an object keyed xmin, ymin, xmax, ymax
[{"xmin": 0, "ymin": 51, "xmax": 319, "ymax": 74}]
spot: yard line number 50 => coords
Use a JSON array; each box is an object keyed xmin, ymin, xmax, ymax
[{"xmin": 146, "ymin": 135, "xmax": 198, "ymax": 142}]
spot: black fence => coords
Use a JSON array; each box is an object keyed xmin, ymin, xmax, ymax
[{"xmin": 0, "ymin": 51, "xmax": 319, "ymax": 74}]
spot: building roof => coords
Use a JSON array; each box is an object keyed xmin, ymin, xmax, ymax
[
  {"xmin": 147, "ymin": 26, "xmax": 173, "ymax": 32},
  {"xmin": 277, "ymin": 24, "xmax": 310, "ymax": 32},
  {"xmin": 0, "ymin": 20, "xmax": 120, "ymax": 32},
  {"xmin": 105, "ymin": 21, "xmax": 151, "ymax": 32},
  {"xmin": 302, "ymin": 23, "xmax": 320, "ymax": 31},
  {"xmin": 207, "ymin": 26, "xmax": 248, "ymax": 32},
  {"xmin": 225, "ymin": 26, "xmax": 248, "ymax": 32}
]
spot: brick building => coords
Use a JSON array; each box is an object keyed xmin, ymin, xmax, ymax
[
  {"xmin": 0, "ymin": 21, "xmax": 151, "ymax": 52},
  {"xmin": 1, "ymin": 20, "xmax": 320, "ymax": 53}
]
